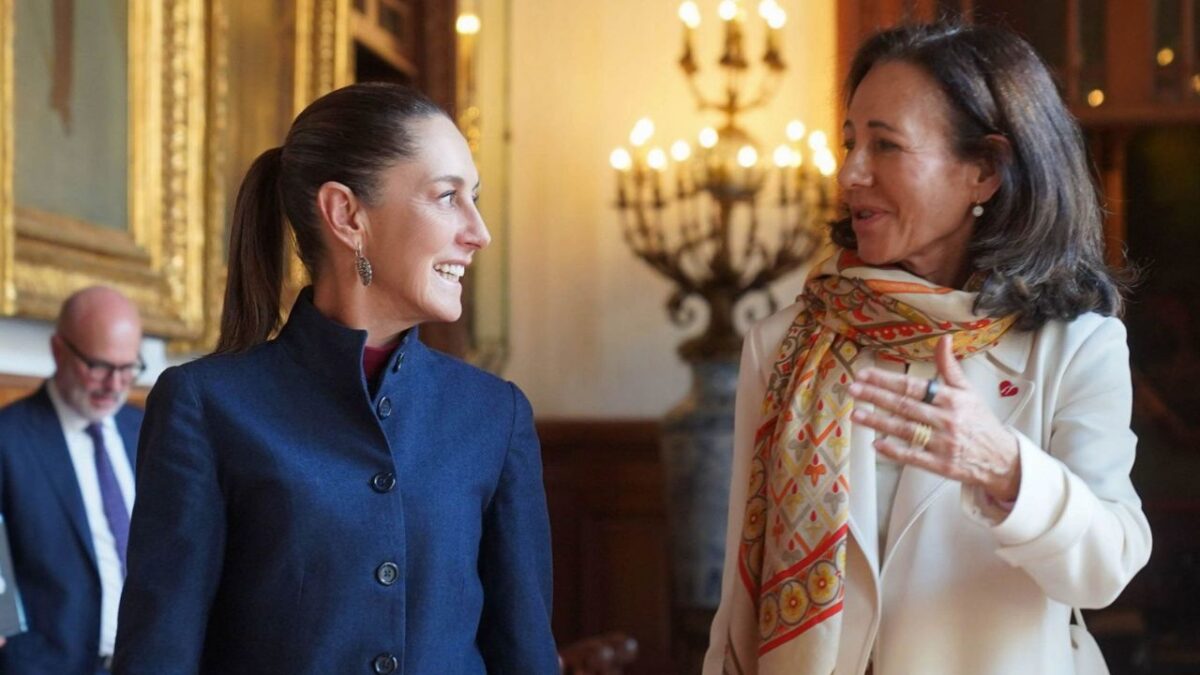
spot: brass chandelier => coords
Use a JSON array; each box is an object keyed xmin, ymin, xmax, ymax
[{"xmin": 610, "ymin": 0, "xmax": 837, "ymax": 361}]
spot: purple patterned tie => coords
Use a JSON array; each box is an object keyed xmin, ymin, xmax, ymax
[{"xmin": 85, "ymin": 423, "xmax": 130, "ymax": 575}]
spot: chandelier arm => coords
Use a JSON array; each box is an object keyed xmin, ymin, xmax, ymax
[
  {"xmin": 709, "ymin": 199, "xmax": 737, "ymax": 278},
  {"xmin": 650, "ymin": 204, "xmax": 667, "ymax": 256},
  {"xmin": 750, "ymin": 251, "xmax": 810, "ymax": 290},
  {"xmin": 688, "ymin": 237, "xmax": 713, "ymax": 280},
  {"xmin": 631, "ymin": 201, "xmax": 660, "ymax": 256},
  {"xmin": 711, "ymin": 208, "xmax": 734, "ymax": 280},
  {"xmin": 746, "ymin": 236, "xmax": 805, "ymax": 288},
  {"xmin": 674, "ymin": 202, "xmax": 708, "ymax": 283},
  {"xmin": 671, "ymin": 205, "xmax": 713, "ymax": 271},
  {"xmin": 683, "ymin": 75, "xmax": 723, "ymax": 114},
  {"xmin": 684, "ymin": 192, "xmax": 708, "ymax": 247},
  {"xmin": 666, "ymin": 288, "xmax": 704, "ymax": 330},
  {"xmin": 776, "ymin": 220, "xmax": 800, "ymax": 258},
  {"xmin": 736, "ymin": 285, "xmax": 779, "ymax": 328},
  {"xmin": 622, "ymin": 175, "xmax": 653, "ymax": 253},
  {"xmin": 677, "ymin": 235, "xmax": 716, "ymax": 287},
  {"xmin": 635, "ymin": 252, "xmax": 681, "ymax": 286},
  {"xmin": 741, "ymin": 70, "xmax": 785, "ymax": 112},
  {"xmin": 677, "ymin": 192, "xmax": 699, "ymax": 249},
  {"xmin": 740, "ymin": 207, "xmax": 762, "ymax": 272},
  {"xmin": 738, "ymin": 241, "xmax": 772, "ymax": 288},
  {"xmin": 618, "ymin": 210, "xmax": 646, "ymax": 257},
  {"xmin": 782, "ymin": 201, "xmax": 823, "ymax": 253},
  {"xmin": 721, "ymin": 66, "xmax": 746, "ymax": 124},
  {"xmin": 639, "ymin": 245, "xmax": 703, "ymax": 293}
]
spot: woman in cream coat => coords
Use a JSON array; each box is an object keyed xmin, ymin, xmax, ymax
[{"xmin": 704, "ymin": 23, "xmax": 1151, "ymax": 675}]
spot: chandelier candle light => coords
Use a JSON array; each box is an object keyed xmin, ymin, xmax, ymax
[
  {"xmin": 607, "ymin": 2, "xmax": 838, "ymax": 657},
  {"xmin": 611, "ymin": 0, "xmax": 837, "ymax": 362}
]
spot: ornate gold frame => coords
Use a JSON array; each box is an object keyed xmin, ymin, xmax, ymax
[
  {"xmin": 294, "ymin": 0, "xmax": 353, "ymax": 114},
  {"xmin": 0, "ymin": 0, "xmax": 213, "ymax": 339},
  {"xmin": 457, "ymin": 0, "xmax": 512, "ymax": 372},
  {"xmin": 280, "ymin": 0, "xmax": 352, "ymax": 303}
]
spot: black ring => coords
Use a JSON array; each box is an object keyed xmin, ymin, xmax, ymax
[{"xmin": 922, "ymin": 378, "xmax": 939, "ymax": 405}]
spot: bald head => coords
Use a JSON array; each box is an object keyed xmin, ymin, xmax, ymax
[
  {"xmin": 57, "ymin": 286, "xmax": 142, "ymax": 339},
  {"xmin": 51, "ymin": 286, "xmax": 144, "ymax": 421}
]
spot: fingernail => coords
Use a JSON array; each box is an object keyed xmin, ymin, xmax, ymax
[{"xmin": 848, "ymin": 383, "xmax": 862, "ymax": 395}]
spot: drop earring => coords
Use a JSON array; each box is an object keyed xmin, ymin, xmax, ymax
[
  {"xmin": 355, "ymin": 244, "xmax": 373, "ymax": 287},
  {"xmin": 971, "ymin": 202, "xmax": 985, "ymax": 218}
]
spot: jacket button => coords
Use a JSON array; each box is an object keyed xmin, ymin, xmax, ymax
[
  {"xmin": 371, "ymin": 472, "xmax": 396, "ymax": 493},
  {"xmin": 372, "ymin": 653, "xmax": 398, "ymax": 674},
  {"xmin": 392, "ymin": 352, "xmax": 405, "ymax": 372},
  {"xmin": 376, "ymin": 561, "xmax": 399, "ymax": 586},
  {"xmin": 376, "ymin": 397, "xmax": 392, "ymax": 419}
]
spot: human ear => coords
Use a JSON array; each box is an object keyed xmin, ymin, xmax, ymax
[
  {"xmin": 48, "ymin": 334, "xmax": 67, "ymax": 369},
  {"xmin": 316, "ymin": 181, "xmax": 367, "ymax": 251},
  {"xmin": 972, "ymin": 133, "xmax": 1011, "ymax": 204}
]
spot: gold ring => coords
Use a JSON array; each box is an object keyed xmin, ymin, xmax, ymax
[{"xmin": 911, "ymin": 423, "xmax": 933, "ymax": 449}]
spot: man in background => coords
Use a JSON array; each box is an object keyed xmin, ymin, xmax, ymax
[{"xmin": 0, "ymin": 286, "xmax": 143, "ymax": 674}]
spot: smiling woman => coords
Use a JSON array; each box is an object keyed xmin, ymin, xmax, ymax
[
  {"xmin": 838, "ymin": 60, "xmax": 1002, "ymax": 288},
  {"xmin": 112, "ymin": 83, "xmax": 559, "ymax": 674},
  {"xmin": 705, "ymin": 22, "xmax": 1149, "ymax": 675},
  {"xmin": 345, "ymin": 114, "xmax": 491, "ymax": 333}
]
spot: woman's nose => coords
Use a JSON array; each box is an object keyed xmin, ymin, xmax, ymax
[
  {"xmin": 462, "ymin": 205, "xmax": 491, "ymax": 250},
  {"xmin": 837, "ymin": 148, "xmax": 871, "ymax": 191}
]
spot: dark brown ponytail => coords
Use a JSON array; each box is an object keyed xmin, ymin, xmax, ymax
[
  {"xmin": 214, "ymin": 83, "xmax": 446, "ymax": 354},
  {"xmin": 216, "ymin": 146, "xmax": 285, "ymax": 354}
]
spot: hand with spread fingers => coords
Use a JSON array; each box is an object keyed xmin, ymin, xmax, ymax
[{"xmin": 848, "ymin": 334, "xmax": 1021, "ymax": 502}]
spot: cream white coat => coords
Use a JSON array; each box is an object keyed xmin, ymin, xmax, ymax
[{"xmin": 703, "ymin": 301, "xmax": 1152, "ymax": 675}]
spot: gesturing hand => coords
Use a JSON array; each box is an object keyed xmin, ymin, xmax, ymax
[{"xmin": 847, "ymin": 335, "xmax": 1022, "ymax": 502}]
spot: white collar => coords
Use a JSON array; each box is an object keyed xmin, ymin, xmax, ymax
[
  {"xmin": 46, "ymin": 378, "xmax": 116, "ymax": 434},
  {"xmin": 983, "ymin": 326, "xmax": 1034, "ymax": 375}
]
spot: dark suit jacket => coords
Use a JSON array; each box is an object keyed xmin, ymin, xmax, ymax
[
  {"xmin": 114, "ymin": 291, "xmax": 557, "ymax": 674},
  {"xmin": 0, "ymin": 386, "xmax": 141, "ymax": 675}
]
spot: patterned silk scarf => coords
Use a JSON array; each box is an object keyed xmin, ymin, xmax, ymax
[{"xmin": 722, "ymin": 249, "xmax": 1016, "ymax": 674}]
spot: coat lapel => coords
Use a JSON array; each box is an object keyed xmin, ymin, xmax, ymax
[
  {"xmin": 846, "ymin": 415, "xmax": 880, "ymax": 574},
  {"xmin": 26, "ymin": 386, "xmax": 99, "ymax": 568},
  {"xmin": 881, "ymin": 330, "xmax": 1035, "ymax": 568},
  {"xmin": 116, "ymin": 405, "xmax": 140, "ymax": 466},
  {"xmin": 960, "ymin": 329, "xmax": 1036, "ymax": 430}
]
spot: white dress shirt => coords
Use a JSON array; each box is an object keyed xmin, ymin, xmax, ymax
[{"xmin": 46, "ymin": 381, "xmax": 136, "ymax": 657}]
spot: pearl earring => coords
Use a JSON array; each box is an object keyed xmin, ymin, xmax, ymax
[{"xmin": 971, "ymin": 203, "xmax": 984, "ymax": 218}]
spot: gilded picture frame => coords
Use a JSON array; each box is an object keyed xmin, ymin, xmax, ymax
[
  {"xmin": 0, "ymin": 0, "xmax": 212, "ymax": 340},
  {"xmin": 456, "ymin": 0, "xmax": 511, "ymax": 373}
]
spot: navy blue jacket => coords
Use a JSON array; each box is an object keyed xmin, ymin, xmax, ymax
[
  {"xmin": 113, "ymin": 292, "xmax": 557, "ymax": 674},
  {"xmin": 0, "ymin": 386, "xmax": 141, "ymax": 674}
]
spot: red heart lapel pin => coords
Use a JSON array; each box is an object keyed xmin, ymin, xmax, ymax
[{"xmin": 999, "ymin": 380, "xmax": 1019, "ymax": 398}]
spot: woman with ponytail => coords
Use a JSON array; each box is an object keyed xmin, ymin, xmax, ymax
[
  {"xmin": 703, "ymin": 23, "xmax": 1150, "ymax": 675},
  {"xmin": 113, "ymin": 83, "xmax": 558, "ymax": 674}
]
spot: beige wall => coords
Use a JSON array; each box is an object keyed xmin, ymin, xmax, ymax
[{"xmin": 504, "ymin": 0, "xmax": 837, "ymax": 417}]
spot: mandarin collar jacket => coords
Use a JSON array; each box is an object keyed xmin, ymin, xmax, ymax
[{"xmin": 113, "ymin": 290, "xmax": 558, "ymax": 674}]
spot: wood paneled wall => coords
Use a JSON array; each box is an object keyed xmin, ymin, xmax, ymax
[{"xmin": 538, "ymin": 419, "xmax": 677, "ymax": 675}]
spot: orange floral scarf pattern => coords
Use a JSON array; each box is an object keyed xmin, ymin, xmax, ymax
[{"xmin": 722, "ymin": 249, "xmax": 1015, "ymax": 674}]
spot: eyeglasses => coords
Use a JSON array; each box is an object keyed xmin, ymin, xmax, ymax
[{"xmin": 60, "ymin": 337, "xmax": 146, "ymax": 381}]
